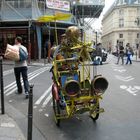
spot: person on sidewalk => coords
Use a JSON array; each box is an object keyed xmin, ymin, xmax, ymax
[
  {"xmin": 125, "ymin": 43, "xmax": 133, "ymax": 65},
  {"xmin": 116, "ymin": 42, "xmax": 124, "ymax": 65},
  {"xmin": 14, "ymin": 36, "xmax": 29, "ymax": 99}
]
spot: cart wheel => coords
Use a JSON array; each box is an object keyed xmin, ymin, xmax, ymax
[
  {"xmin": 90, "ymin": 103, "xmax": 99, "ymax": 121},
  {"xmin": 52, "ymin": 95, "xmax": 60, "ymax": 126}
]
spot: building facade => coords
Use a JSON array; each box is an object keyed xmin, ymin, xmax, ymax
[
  {"xmin": 0, "ymin": 0, "xmax": 75, "ymax": 60},
  {"xmin": 0, "ymin": 0, "xmax": 104, "ymax": 60},
  {"xmin": 102, "ymin": 0, "xmax": 140, "ymax": 52}
]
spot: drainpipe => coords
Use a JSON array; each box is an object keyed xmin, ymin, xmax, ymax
[{"xmin": 28, "ymin": 19, "xmax": 32, "ymax": 63}]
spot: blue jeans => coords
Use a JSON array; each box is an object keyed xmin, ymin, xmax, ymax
[
  {"xmin": 14, "ymin": 67, "xmax": 29, "ymax": 94},
  {"xmin": 126, "ymin": 54, "xmax": 132, "ymax": 64}
]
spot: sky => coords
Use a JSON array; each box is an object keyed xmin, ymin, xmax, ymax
[{"xmin": 91, "ymin": 0, "xmax": 116, "ymax": 30}]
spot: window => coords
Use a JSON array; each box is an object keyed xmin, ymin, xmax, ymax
[
  {"xmin": 137, "ymin": 33, "xmax": 140, "ymax": 38},
  {"xmin": 119, "ymin": 9, "xmax": 124, "ymax": 15},
  {"xmin": 119, "ymin": 34, "xmax": 123, "ymax": 38},
  {"xmin": 119, "ymin": 18, "xmax": 124, "ymax": 27}
]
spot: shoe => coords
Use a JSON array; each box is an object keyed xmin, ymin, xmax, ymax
[
  {"xmin": 25, "ymin": 94, "xmax": 29, "ymax": 99},
  {"xmin": 25, "ymin": 92, "xmax": 29, "ymax": 99},
  {"xmin": 15, "ymin": 90, "xmax": 22, "ymax": 94}
]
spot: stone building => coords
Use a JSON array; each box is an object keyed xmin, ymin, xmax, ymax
[{"xmin": 102, "ymin": 0, "xmax": 140, "ymax": 52}]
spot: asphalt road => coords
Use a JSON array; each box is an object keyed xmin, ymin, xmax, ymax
[{"xmin": 3, "ymin": 55, "xmax": 140, "ymax": 140}]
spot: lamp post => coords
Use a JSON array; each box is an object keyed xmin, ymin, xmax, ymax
[{"xmin": 135, "ymin": 17, "xmax": 140, "ymax": 58}]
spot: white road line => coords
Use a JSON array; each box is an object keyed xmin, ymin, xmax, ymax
[
  {"xmin": 6, "ymin": 67, "xmax": 49, "ymax": 96},
  {"xmin": 35, "ymin": 85, "xmax": 52, "ymax": 105},
  {"xmin": 42, "ymin": 93, "xmax": 52, "ymax": 108},
  {"xmin": 4, "ymin": 67, "xmax": 47, "ymax": 90},
  {"xmin": 3, "ymin": 66, "xmax": 31, "ymax": 76},
  {"xmin": 3, "ymin": 69, "xmax": 13, "ymax": 76},
  {"xmin": 113, "ymin": 69, "xmax": 126, "ymax": 72},
  {"xmin": 120, "ymin": 85, "xmax": 138, "ymax": 96},
  {"xmin": 5, "ymin": 67, "xmax": 48, "ymax": 94},
  {"xmin": 115, "ymin": 75, "xmax": 134, "ymax": 82}
]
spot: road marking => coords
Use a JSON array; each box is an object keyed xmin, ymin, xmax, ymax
[
  {"xmin": 0, "ymin": 123, "xmax": 15, "ymax": 128},
  {"xmin": 35, "ymin": 85, "xmax": 52, "ymax": 105},
  {"xmin": 4, "ymin": 67, "xmax": 47, "ymax": 90},
  {"xmin": 113, "ymin": 69, "xmax": 126, "ymax": 72},
  {"xmin": 115, "ymin": 75, "xmax": 134, "ymax": 82},
  {"xmin": 42, "ymin": 93, "xmax": 52, "ymax": 108},
  {"xmin": 3, "ymin": 69, "xmax": 13, "ymax": 76},
  {"xmin": 39, "ymin": 109, "xmax": 43, "ymax": 112},
  {"xmin": 120, "ymin": 85, "xmax": 140, "ymax": 96},
  {"xmin": 134, "ymin": 86, "xmax": 140, "ymax": 90},
  {"xmin": 3, "ymin": 66, "xmax": 31, "ymax": 76},
  {"xmin": 33, "ymin": 106, "xmax": 37, "ymax": 109},
  {"xmin": 44, "ymin": 114, "xmax": 49, "ymax": 117},
  {"xmin": 5, "ymin": 67, "xmax": 50, "ymax": 96}
]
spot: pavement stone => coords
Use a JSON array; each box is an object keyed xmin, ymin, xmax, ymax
[{"xmin": 0, "ymin": 114, "xmax": 25, "ymax": 140}]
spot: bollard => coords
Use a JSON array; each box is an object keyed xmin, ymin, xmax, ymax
[
  {"xmin": 136, "ymin": 51, "xmax": 137, "ymax": 61},
  {"xmin": 44, "ymin": 47, "xmax": 47, "ymax": 65},
  {"xmin": 27, "ymin": 85, "xmax": 34, "ymax": 140},
  {"xmin": 0, "ymin": 56, "xmax": 5, "ymax": 114}
]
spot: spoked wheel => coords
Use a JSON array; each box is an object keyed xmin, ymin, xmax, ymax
[
  {"xmin": 52, "ymin": 94, "xmax": 61, "ymax": 126},
  {"xmin": 90, "ymin": 102, "xmax": 100, "ymax": 121}
]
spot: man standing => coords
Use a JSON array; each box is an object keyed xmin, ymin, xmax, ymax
[
  {"xmin": 117, "ymin": 42, "xmax": 124, "ymax": 65},
  {"xmin": 14, "ymin": 36, "xmax": 29, "ymax": 99},
  {"xmin": 125, "ymin": 43, "xmax": 133, "ymax": 64}
]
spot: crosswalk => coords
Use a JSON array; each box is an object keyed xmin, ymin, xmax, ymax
[
  {"xmin": 4, "ymin": 67, "xmax": 51, "ymax": 96},
  {"xmin": 4, "ymin": 66, "xmax": 53, "ymax": 109}
]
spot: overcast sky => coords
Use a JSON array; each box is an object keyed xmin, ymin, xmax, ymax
[{"xmin": 91, "ymin": 0, "xmax": 116, "ymax": 30}]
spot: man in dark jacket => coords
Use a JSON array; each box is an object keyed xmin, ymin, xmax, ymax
[
  {"xmin": 117, "ymin": 42, "xmax": 124, "ymax": 65},
  {"xmin": 14, "ymin": 36, "xmax": 29, "ymax": 99}
]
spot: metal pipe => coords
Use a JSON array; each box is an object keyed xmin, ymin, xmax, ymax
[
  {"xmin": 27, "ymin": 85, "xmax": 34, "ymax": 140},
  {"xmin": 0, "ymin": 56, "xmax": 5, "ymax": 114},
  {"xmin": 28, "ymin": 20, "xmax": 31, "ymax": 63},
  {"xmin": 0, "ymin": 26, "xmax": 29, "ymax": 29}
]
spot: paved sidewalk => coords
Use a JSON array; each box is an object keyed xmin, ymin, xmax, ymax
[
  {"xmin": 0, "ymin": 114, "xmax": 25, "ymax": 140},
  {"xmin": 131, "ymin": 54, "xmax": 140, "ymax": 62},
  {"xmin": 2, "ymin": 58, "xmax": 52, "ymax": 67}
]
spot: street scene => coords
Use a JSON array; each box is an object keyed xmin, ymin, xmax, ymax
[
  {"xmin": 1, "ymin": 55, "xmax": 140, "ymax": 140},
  {"xmin": 0, "ymin": 0, "xmax": 140, "ymax": 140}
]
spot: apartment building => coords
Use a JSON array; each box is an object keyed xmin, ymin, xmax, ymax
[{"xmin": 102, "ymin": 0, "xmax": 140, "ymax": 52}]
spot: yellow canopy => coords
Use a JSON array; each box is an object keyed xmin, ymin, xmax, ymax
[
  {"xmin": 37, "ymin": 12, "xmax": 72, "ymax": 45},
  {"xmin": 37, "ymin": 12, "xmax": 72, "ymax": 22}
]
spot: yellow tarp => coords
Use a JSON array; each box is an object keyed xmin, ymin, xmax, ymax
[{"xmin": 37, "ymin": 12, "xmax": 72, "ymax": 22}]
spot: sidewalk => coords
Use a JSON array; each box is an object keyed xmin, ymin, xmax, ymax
[
  {"xmin": 2, "ymin": 58, "xmax": 52, "ymax": 67},
  {"xmin": 0, "ymin": 113, "xmax": 25, "ymax": 140},
  {"xmin": 0, "ymin": 102, "xmax": 46, "ymax": 140},
  {"xmin": 131, "ymin": 54, "xmax": 140, "ymax": 62}
]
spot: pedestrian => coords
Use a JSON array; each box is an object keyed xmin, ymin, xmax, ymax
[
  {"xmin": 125, "ymin": 43, "xmax": 133, "ymax": 65},
  {"xmin": 116, "ymin": 42, "xmax": 124, "ymax": 65},
  {"xmin": 52, "ymin": 34, "xmax": 67, "ymax": 59},
  {"xmin": 14, "ymin": 36, "xmax": 29, "ymax": 99}
]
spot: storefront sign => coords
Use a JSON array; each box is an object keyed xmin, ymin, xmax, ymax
[{"xmin": 46, "ymin": 0, "xmax": 70, "ymax": 11}]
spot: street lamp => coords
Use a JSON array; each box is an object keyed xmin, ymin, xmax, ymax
[{"xmin": 135, "ymin": 17, "xmax": 140, "ymax": 58}]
